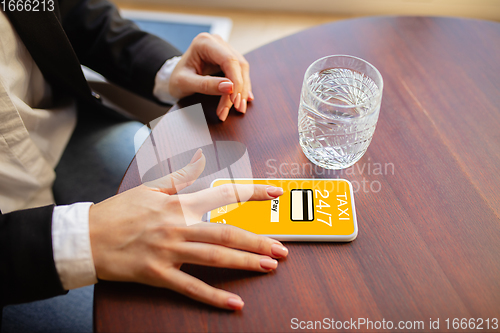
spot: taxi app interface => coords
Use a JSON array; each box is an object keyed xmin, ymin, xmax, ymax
[{"xmin": 208, "ymin": 179, "xmax": 355, "ymax": 236}]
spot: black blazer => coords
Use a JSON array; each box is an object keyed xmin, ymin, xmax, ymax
[{"xmin": 0, "ymin": 0, "xmax": 182, "ymax": 308}]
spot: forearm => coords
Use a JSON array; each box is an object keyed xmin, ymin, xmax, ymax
[{"xmin": 59, "ymin": 0, "xmax": 182, "ymax": 101}]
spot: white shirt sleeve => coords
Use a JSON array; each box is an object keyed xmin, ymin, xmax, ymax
[
  {"xmin": 52, "ymin": 202, "xmax": 98, "ymax": 290},
  {"xmin": 153, "ymin": 56, "xmax": 182, "ymax": 104}
]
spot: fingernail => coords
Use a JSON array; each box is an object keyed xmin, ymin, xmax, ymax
[
  {"xmin": 271, "ymin": 244, "xmax": 289, "ymax": 258},
  {"xmin": 219, "ymin": 106, "xmax": 229, "ymax": 122},
  {"xmin": 240, "ymin": 99, "xmax": 247, "ymax": 113},
  {"xmin": 260, "ymin": 258, "xmax": 278, "ymax": 270},
  {"xmin": 266, "ymin": 186, "xmax": 283, "ymax": 197},
  {"xmin": 248, "ymin": 91, "xmax": 254, "ymax": 101},
  {"xmin": 218, "ymin": 81, "xmax": 233, "ymax": 94},
  {"xmin": 234, "ymin": 93, "xmax": 241, "ymax": 110},
  {"xmin": 189, "ymin": 148, "xmax": 203, "ymax": 164},
  {"xmin": 227, "ymin": 297, "xmax": 244, "ymax": 310}
]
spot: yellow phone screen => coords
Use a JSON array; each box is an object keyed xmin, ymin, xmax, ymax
[{"xmin": 207, "ymin": 178, "xmax": 357, "ymax": 241}]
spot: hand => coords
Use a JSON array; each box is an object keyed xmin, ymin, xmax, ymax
[
  {"xmin": 89, "ymin": 149, "xmax": 288, "ymax": 310},
  {"xmin": 168, "ymin": 33, "xmax": 254, "ymax": 122}
]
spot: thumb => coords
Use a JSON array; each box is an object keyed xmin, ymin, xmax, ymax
[
  {"xmin": 183, "ymin": 71, "xmax": 234, "ymax": 96},
  {"xmin": 143, "ymin": 149, "xmax": 206, "ymax": 194}
]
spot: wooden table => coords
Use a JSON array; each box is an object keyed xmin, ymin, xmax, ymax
[{"xmin": 94, "ymin": 17, "xmax": 500, "ymax": 332}]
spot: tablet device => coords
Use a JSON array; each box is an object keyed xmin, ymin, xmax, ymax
[
  {"xmin": 121, "ymin": 9, "xmax": 232, "ymax": 52},
  {"xmin": 207, "ymin": 178, "xmax": 358, "ymax": 242}
]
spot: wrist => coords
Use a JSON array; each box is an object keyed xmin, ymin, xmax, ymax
[{"xmin": 153, "ymin": 56, "xmax": 182, "ymax": 104}]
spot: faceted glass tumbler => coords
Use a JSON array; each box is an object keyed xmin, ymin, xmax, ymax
[{"xmin": 298, "ymin": 55, "xmax": 384, "ymax": 169}]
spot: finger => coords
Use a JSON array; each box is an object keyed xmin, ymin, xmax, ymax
[
  {"xmin": 233, "ymin": 52, "xmax": 251, "ymax": 113},
  {"xmin": 216, "ymin": 94, "xmax": 232, "ymax": 121},
  {"xmin": 240, "ymin": 67, "xmax": 252, "ymax": 113},
  {"xmin": 183, "ymin": 184, "xmax": 283, "ymax": 217},
  {"xmin": 197, "ymin": 37, "xmax": 244, "ymax": 104},
  {"xmin": 143, "ymin": 149, "xmax": 205, "ymax": 194},
  {"xmin": 180, "ymin": 70, "xmax": 234, "ymax": 96},
  {"xmin": 174, "ymin": 242, "xmax": 278, "ymax": 272},
  {"xmin": 182, "ymin": 223, "xmax": 289, "ymax": 259},
  {"xmin": 163, "ymin": 268, "xmax": 245, "ymax": 310}
]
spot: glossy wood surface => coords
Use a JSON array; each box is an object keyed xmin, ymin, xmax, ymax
[{"xmin": 95, "ymin": 17, "xmax": 500, "ymax": 332}]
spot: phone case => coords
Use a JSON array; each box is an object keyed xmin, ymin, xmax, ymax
[{"xmin": 207, "ymin": 178, "xmax": 358, "ymax": 242}]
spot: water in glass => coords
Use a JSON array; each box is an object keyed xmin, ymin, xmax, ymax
[{"xmin": 298, "ymin": 68, "xmax": 381, "ymax": 169}]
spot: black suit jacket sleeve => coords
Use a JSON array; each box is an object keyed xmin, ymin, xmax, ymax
[
  {"xmin": 0, "ymin": 205, "xmax": 67, "ymax": 307},
  {"xmin": 59, "ymin": 0, "xmax": 183, "ymax": 101}
]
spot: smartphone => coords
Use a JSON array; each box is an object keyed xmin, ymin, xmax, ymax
[{"xmin": 207, "ymin": 178, "xmax": 358, "ymax": 242}]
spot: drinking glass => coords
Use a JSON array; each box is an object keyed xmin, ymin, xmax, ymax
[{"xmin": 298, "ymin": 55, "xmax": 384, "ymax": 169}]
